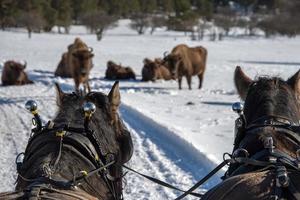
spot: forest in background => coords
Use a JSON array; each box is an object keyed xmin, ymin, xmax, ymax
[{"xmin": 1, "ymin": 0, "xmax": 300, "ymax": 40}]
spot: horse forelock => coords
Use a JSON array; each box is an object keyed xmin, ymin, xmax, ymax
[{"xmin": 54, "ymin": 91, "xmax": 120, "ymax": 154}]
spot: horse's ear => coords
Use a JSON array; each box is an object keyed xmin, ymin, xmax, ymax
[
  {"xmin": 108, "ymin": 81, "xmax": 121, "ymax": 129},
  {"xmin": 287, "ymin": 70, "xmax": 300, "ymax": 99},
  {"xmin": 55, "ymin": 83, "xmax": 65, "ymax": 106},
  {"xmin": 108, "ymin": 81, "xmax": 120, "ymax": 108},
  {"xmin": 234, "ymin": 66, "xmax": 253, "ymax": 101}
]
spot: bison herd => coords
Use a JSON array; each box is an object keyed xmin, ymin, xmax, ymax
[{"xmin": 1, "ymin": 37, "xmax": 208, "ymax": 91}]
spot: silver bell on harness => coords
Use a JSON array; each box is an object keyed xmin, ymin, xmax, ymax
[
  {"xmin": 83, "ymin": 102, "xmax": 96, "ymax": 117},
  {"xmin": 25, "ymin": 100, "xmax": 43, "ymax": 132},
  {"xmin": 232, "ymin": 102, "xmax": 244, "ymax": 115},
  {"xmin": 83, "ymin": 102, "xmax": 96, "ymax": 131}
]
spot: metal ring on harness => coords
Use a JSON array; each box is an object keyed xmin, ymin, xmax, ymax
[
  {"xmin": 276, "ymin": 166, "xmax": 289, "ymax": 188},
  {"xmin": 232, "ymin": 148, "xmax": 249, "ymax": 158}
]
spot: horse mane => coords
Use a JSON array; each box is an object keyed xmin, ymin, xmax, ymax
[{"xmin": 244, "ymin": 76, "xmax": 300, "ymax": 124}]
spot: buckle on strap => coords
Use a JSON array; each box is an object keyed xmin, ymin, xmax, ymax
[
  {"xmin": 276, "ymin": 166, "xmax": 289, "ymax": 188},
  {"xmin": 264, "ymin": 137, "xmax": 275, "ymax": 153}
]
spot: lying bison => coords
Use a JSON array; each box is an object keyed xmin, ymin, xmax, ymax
[
  {"xmin": 55, "ymin": 38, "xmax": 94, "ymax": 92},
  {"xmin": 142, "ymin": 58, "xmax": 173, "ymax": 81},
  {"xmin": 105, "ymin": 61, "xmax": 136, "ymax": 80},
  {"xmin": 1, "ymin": 60, "xmax": 33, "ymax": 86},
  {"xmin": 163, "ymin": 44, "xmax": 207, "ymax": 90}
]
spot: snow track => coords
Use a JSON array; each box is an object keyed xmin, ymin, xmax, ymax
[
  {"xmin": 121, "ymin": 105, "xmax": 221, "ymax": 199},
  {"xmin": 0, "ymin": 83, "xmax": 57, "ymax": 192},
  {"xmin": 0, "ymin": 74, "xmax": 221, "ymax": 199}
]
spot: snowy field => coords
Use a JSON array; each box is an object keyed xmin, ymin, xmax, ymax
[{"xmin": 0, "ymin": 20, "xmax": 300, "ymax": 199}]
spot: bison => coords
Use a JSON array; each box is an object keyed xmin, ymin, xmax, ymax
[
  {"xmin": 1, "ymin": 60, "xmax": 33, "ymax": 86},
  {"xmin": 163, "ymin": 44, "xmax": 207, "ymax": 90},
  {"xmin": 105, "ymin": 61, "xmax": 136, "ymax": 80},
  {"xmin": 55, "ymin": 38, "xmax": 94, "ymax": 92},
  {"xmin": 54, "ymin": 52, "xmax": 71, "ymax": 78},
  {"xmin": 142, "ymin": 58, "xmax": 173, "ymax": 81}
]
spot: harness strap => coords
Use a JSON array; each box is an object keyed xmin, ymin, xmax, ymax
[
  {"xmin": 174, "ymin": 159, "xmax": 231, "ymax": 200},
  {"xmin": 122, "ymin": 165, "xmax": 203, "ymax": 198}
]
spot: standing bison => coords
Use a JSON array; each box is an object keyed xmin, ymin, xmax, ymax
[
  {"xmin": 105, "ymin": 61, "xmax": 136, "ymax": 80},
  {"xmin": 142, "ymin": 58, "xmax": 172, "ymax": 81},
  {"xmin": 163, "ymin": 44, "xmax": 207, "ymax": 90},
  {"xmin": 1, "ymin": 60, "xmax": 33, "ymax": 86},
  {"xmin": 54, "ymin": 52, "xmax": 70, "ymax": 78},
  {"xmin": 55, "ymin": 38, "xmax": 94, "ymax": 92}
]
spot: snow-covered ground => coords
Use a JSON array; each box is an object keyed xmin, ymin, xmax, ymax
[{"xmin": 0, "ymin": 20, "xmax": 300, "ymax": 199}]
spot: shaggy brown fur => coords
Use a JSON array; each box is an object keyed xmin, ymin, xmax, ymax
[
  {"xmin": 142, "ymin": 58, "xmax": 173, "ymax": 81},
  {"xmin": 105, "ymin": 61, "xmax": 136, "ymax": 80},
  {"xmin": 56, "ymin": 38, "xmax": 94, "ymax": 92},
  {"xmin": 0, "ymin": 82, "xmax": 133, "ymax": 199},
  {"xmin": 201, "ymin": 67, "xmax": 300, "ymax": 200},
  {"xmin": 54, "ymin": 52, "xmax": 71, "ymax": 78},
  {"xmin": 1, "ymin": 60, "xmax": 33, "ymax": 86},
  {"xmin": 163, "ymin": 44, "xmax": 207, "ymax": 89}
]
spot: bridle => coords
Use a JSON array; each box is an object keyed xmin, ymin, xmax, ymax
[
  {"xmin": 226, "ymin": 102, "xmax": 300, "ymax": 199},
  {"xmin": 16, "ymin": 99, "xmax": 122, "ymax": 200},
  {"xmin": 234, "ymin": 113, "xmax": 300, "ymax": 149}
]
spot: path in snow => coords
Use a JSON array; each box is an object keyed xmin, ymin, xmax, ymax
[
  {"xmin": 0, "ymin": 70, "xmax": 219, "ymax": 199},
  {"xmin": 121, "ymin": 104, "xmax": 221, "ymax": 199}
]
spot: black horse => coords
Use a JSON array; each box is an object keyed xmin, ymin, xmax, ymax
[
  {"xmin": 200, "ymin": 67, "xmax": 300, "ymax": 200},
  {"xmin": 0, "ymin": 81, "xmax": 133, "ymax": 199}
]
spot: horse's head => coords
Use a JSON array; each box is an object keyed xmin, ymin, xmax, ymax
[
  {"xmin": 233, "ymin": 66, "xmax": 300, "ymax": 159},
  {"xmin": 16, "ymin": 82, "xmax": 132, "ymax": 199},
  {"xmin": 54, "ymin": 82, "xmax": 129, "ymax": 157},
  {"xmin": 234, "ymin": 66, "xmax": 300, "ymax": 124}
]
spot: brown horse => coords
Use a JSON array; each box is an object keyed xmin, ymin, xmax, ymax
[
  {"xmin": 201, "ymin": 66, "xmax": 300, "ymax": 200},
  {"xmin": 0, "ymin": 81, "xmax": 133, "ymax": 199}
]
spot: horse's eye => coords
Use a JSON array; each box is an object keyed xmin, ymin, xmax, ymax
[{"xmin": 251, "ymin": 82, "xmax": 257, "ymax": 87}]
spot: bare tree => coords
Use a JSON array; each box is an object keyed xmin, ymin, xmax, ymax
[
  {"xmin": 81, "ymin": 10, "xmax": 117, "ymax": 41},
  {"xmin": 149, "ymin": 15, "xmax": 167, "ymax": 34},
  {"xmin": 17, "ymin": 11, "xmax": 46, "ymax": 38},
  {"xmin": 213, "ymin": 6, "xmax": 236, "ymax": 38},
  {"xmin": 130, "ymin": 12, "xmax": 151, "ymax": 35}
]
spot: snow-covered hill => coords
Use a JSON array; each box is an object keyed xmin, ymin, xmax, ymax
[{"xmin": 0, "ymin": 20, "xmax": 300, "ymax": 199}]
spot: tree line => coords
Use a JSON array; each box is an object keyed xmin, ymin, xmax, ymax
[{"xmin": 1, "ymin": 0, "xmax": 300, "ymax": 40}]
